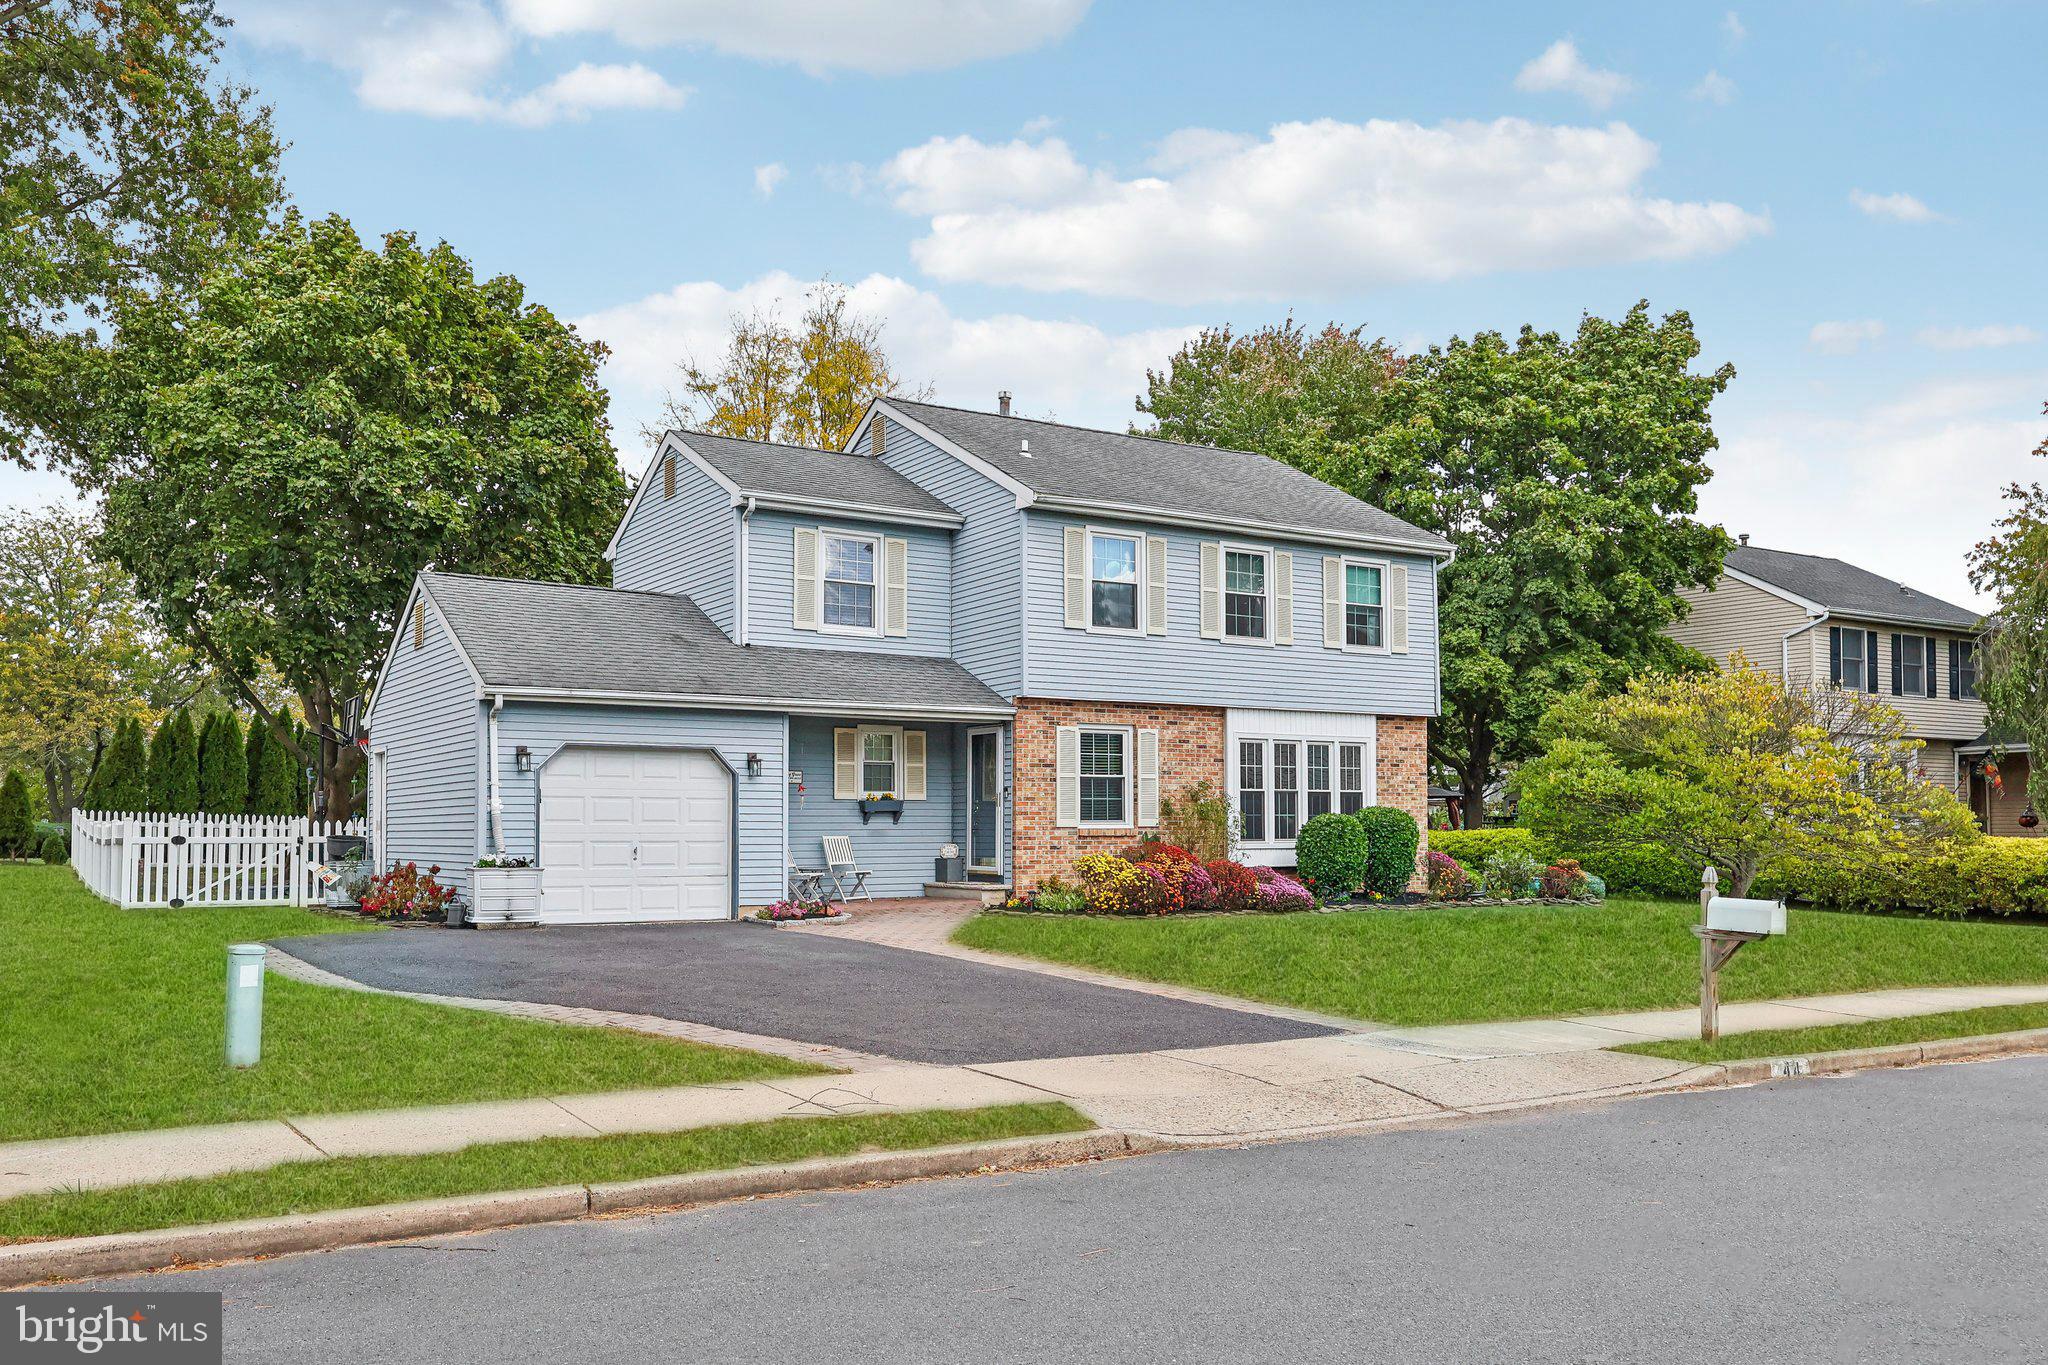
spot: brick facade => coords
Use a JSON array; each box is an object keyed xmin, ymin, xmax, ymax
[
  {"xmin": 1374, "ymin": 714, "xmax": 1431, "ymax": 887},
  {"xmin": 1010, "ymin": 696, "xmax": 1225, "ymax": 890}
]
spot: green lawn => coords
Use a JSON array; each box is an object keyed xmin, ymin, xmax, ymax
[
  {"xmin": 954, "ymin": 899, "xmax": 2048, "ymax": 1026},
  {"xmin": 0, "ymin": 863, "xmax": 824, "ymax": 1143},
  {"xmin": 0, "ymin": 1102, "xmax": 1090, "ymax": 1243},
  {"xmin": 1619, "ymin": 1003, "xmax": 2048, "ymax": 1065}
]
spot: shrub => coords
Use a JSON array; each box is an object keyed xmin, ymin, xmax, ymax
[
  {"xmin": 1575, "ymin": 845, "xmax": 1697, "ymax": 898},
  {"xmin": 1028, "ymin": 877, "xmax": 1089, "ymax": 914},
  {"xmin": 358, "ymin": 862, "xmax": 457, "ymax": 921},
  {"xmin": 0, "ymin": 769, "xmax": 31, "ymax": 858},
  {"xmin": 1424, "ymin": 850, "xmax": 1471, "ymax": 900},
  {"xmin": 1427, "ymin": 827, "xmax": 1548, "ymax": 867},
  {"xmin": 39, "ymin": 831, "xmax": 69, "ymax": 865},
  {"xmin": 1481, "ymin": 847, "xmax": 1541, "ymax": 900},
  {"xmin": 1205, "ymin": 859, "xmax": 1259, "ymax": 912},
  {"xmin": 1294, "ymin": 812, "xmax": 1369, "ymax": 901},
  {"xmin": 1181, "ymin": 861, "xmax": 1220, "ymax": 911},
  {"xmin": 1253, "ymin": 865, "xmax": 1315, "ymax": 911},
  {"xmin": 1158, "ymin": 782, "xmax": 1236, "ymax": 861},
  {"xmin": 1539, "ymin": 859, "xmax": 1589, "ymax": 899},
  {"xmin": 1074, "ymin": 852, "xmax": 1148, "ymax": 914},
  {"xmin": 1355, "ymin": 806, "xmax": 1422, "ymax": 897},
  {"xmin": 1780, "ymin": 837, "xmax": 2048, "ymax": 917},
  {"xmin": 1132, "ymin": 858, "xmax": 1189, "ymax": 915}
]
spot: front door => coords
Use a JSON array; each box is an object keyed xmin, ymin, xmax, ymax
[{"xmin": 968, "ymin": 728, "xmax": 1000, "ymax": 873}]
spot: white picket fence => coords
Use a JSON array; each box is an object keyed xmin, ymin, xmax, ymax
[{"xmin": 71, "ymin": 811, "xmax": 370, "ymax": 909}]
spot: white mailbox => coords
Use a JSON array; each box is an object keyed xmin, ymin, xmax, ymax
[{"xmin": 1705, "ymin": 895, "xmax": 1786, "ymax": 936}]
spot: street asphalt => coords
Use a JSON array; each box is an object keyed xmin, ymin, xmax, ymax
[
  {"xmin": 273, "ymin": 922, "xmax": 1336, "ymax": 1063},
  {"xmin": 65, "ymin": 1055, "xmax": 2048, "ymax": 1363}
]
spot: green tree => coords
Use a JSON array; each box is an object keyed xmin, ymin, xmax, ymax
[
  {"xmin": 88, "ymin": 716, "xmax": 149, "ymax": 812},
  {"xmin": 646, "ymin": 279, "xmax": 930, "ymax": 449},
  {"xmin": 1516, "ymin": 662, "xmax": 1978, "ymax": 897},
  {"xmin": 245, "ymin": 716, "xmax": 298, "ymax": 816},
  {"xmin": 2, "ymin": 0, "xmax": 283, "ymax": 468},
  {"xmin": 1141, "ymin": 303, "xmax": 1731, "ymax": 826},
  {"xmin": 145, "ymin": 710, "xmax": 198, "ymax": 814},
  {"xmin": 197, "ymin": 711, "xmax": 246, "ymax": 814},
  {"xmin": 66, "ymin": 212, "xmax": 627, "ymax": 817},
  {"xmin": 1969, "ymin": 430, "xmax": 2048, "ymax": 807},
  {"xmin": 0, "ymin": 769, "xmax": 32, "ymax": 857}
]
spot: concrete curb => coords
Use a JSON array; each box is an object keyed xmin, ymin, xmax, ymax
[
  {"xmin": 0, "ymin": 1129, "xmax": 1157, "ymax": 1289},
  {"xmin": 1709, "ymin": 1026, "xmax": 2048, "ymax": 1086}
]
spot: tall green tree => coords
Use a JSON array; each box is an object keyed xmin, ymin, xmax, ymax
[
  {"xmin": 65, "ymin": 212, "xmax": 627, "ymax": 817},
  {"xmin": 1141, "ymin": 303, "xmax": 1731, "ymax": 825},
  {"xmin": 90, "ymin": 716, "xmax": 149, "ymax": 812},
  {"xmin": 0, "ymin": 769, "xmax": 32, "ymax": 857},
  {"xmin": 2, "ymin": 0, "xmax": 283, "ymax": 468},
  {"xmin": 197, "ymin": 711, "xmax": 246, "ymax": 814},
  {"xmin": 145, "ymin": 710, "xmax": 198, "ymax": 814},
  {"xmin": 244, "ymin": 710, "xmax": 298, "ymax": 816},
  {"xmin": 1970, "ymin": 425, "xmax": 2048, "ymax": 807}
]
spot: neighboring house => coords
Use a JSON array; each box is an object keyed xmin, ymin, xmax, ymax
[
  {"xmin": 364, "ymin": 396, "xmax": 1452, "ymax": 922},
  {"xmin": 1666, "ymin": 541, "xmax": 2035, "ymax": 835}
]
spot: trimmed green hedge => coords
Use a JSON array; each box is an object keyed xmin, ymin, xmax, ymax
[
  {"xmin": 1295, "ymin": 813, "xmax": 1369, "ymax": 898},
  {"xmin": 1428, "ymin": 828, "xmax": 1547, "ymax": 866},
  {"xmin": 1430, "ymin": 827, "xmax": 1698, "ymax": 899},
  {"xmin": 1356, "ymin": 807, "xmax": 1421, "ymax": 897},
  {"xmin": 1778, "ymin": 837, "xmax": 2048, "ymax": 917}
]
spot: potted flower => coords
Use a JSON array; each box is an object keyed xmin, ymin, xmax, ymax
[
  {"xmin": 471, "ymin": 855, "xmax": 541, "ymax": 927},
  {"xmin": 858, "ymin": 790, "xmax": 904, "ymax": 824}
]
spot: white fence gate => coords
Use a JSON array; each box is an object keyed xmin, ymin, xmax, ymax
[{"xmin": 71, "ymin": 811, "xmax": 369, "ymax": 909}]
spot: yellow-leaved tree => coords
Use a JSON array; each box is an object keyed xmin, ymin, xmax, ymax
[{"xmin": 1514, "ymin": 658, "xmax": 1978, "ymax": 897}]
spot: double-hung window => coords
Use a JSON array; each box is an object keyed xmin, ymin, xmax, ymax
[
  {"xmin": 1956, "ymin": 641, "xmax": 1980, "ymax": 700},
  {"xmin": 1838, "ymin": 628, "xmax": 1868, "ymax": 691},
  {"xmin": 1224, "ymin": 548, "xmax": 1269, "ymax": 642},
  {"xmin": 1338, "ymin": 744, "xmax": 1367, "ymax": 815},
  {"xmin": 1238, "ymin": 736, "xmax": 1373, "ymax": 843},
  {"xmin": 861, "ymin": 728, "xmax": 899, "ymax": 796},
  {"xmin": 1238, "ymin": 742, "xmax": 1267, "ymax": 842},
  {"xmin": 1344, "ymin": 561, "xmax": 1385, "ymax": 649},
  {"xmin": 1079, "ymin": 728, "xmax": 1131, "ymax": 826},
  {"xmin": 1899, "ymin": 635, "xmax": 1927, "ymax": 697},
  {"xmin": 822, "ymin": 532, "xmax": 878, "ymax": 632},
  {"xmin": 1306, "ymin": 743, "xmax": 1333, "ymax": 820},
  {"xmin": 1089, "ymin": 531, "xmax": 1141, "ymax": 632},
  {"xmin": 1271, "ymin": 741, "xmax": 1301, "ymax": 841}
]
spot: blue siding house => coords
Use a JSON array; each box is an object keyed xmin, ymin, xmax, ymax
[{"xmin": 365, "ymin": 398, "xmax": 1452, "ymax": 921}]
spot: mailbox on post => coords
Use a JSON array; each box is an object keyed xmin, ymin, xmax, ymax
[{"xmin": 1693, "ymin": 867, "xmax": 1787, "ymax": 1041}]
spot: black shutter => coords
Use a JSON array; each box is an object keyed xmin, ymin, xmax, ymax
[
  {"xmin": 1890, "ymin": 634, "xmax": 1903, "ymax": 695},
  {"xmin": 1925, "ymin": 636, "xmax": 1938, "ymax": 697},
  {"xmin": 1949, "ymin": 641, "xmax": 1960, "ymax": 699},
  {"xmin": 1866, "ymin": 631, "xmax": 1880, "ymax": 693},
  {"xmin": 1829, "ymin": 627, "xmax": 1842, "ymax": 685}
]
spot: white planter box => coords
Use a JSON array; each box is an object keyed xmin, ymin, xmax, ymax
[{"xmin": 470, "ymin": 867, "xmax": 542, "ymax": 927}]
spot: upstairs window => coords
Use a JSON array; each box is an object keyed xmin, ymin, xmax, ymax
[
  {"xmin": 1224, "ymin": 548, "xmax": 1269, "ymax": 641},
  {"xmin": 1838, "ymin": 628, "xmax": 1868, "ymax": 691},
  {"xmin": 1089, "ymin": 532, "xmax": 1141, "ymax": 632},
  {"xmin": 822, "ymin": 532, "xmax": 878, "ymax": 632},
  {"xmin": 1956, "ymin": 640, "xmax": 1980, "ymax": 699},
  {"xmin": 1898, "ymin": 635, "xmax": 1927, "ymax": 697},
  {"xmin": 1345, "ymin": 562, "xmax": 1385, "ymax": 649}
]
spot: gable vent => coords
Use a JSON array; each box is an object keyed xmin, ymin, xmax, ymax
[
  {"xmin": 412, "ymin": 600, "xmax": 425, "ymax": 650},
  {"xmin": 663, "ymin": 453, "xmax": 676, "ymax": 499},
  {"xmin": 871, "ymin": 414, "xmax": 887, "ymax": 456}
]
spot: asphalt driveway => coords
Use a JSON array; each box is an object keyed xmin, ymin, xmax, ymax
[{"xmin": 274, "ymin": 923, "xmax": 1338, "ymax": 1065}]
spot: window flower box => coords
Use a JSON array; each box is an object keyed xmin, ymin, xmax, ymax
[
  {"xmin": 858, "ymin": 794, "xmax": 904, "ymax": 825},
  {"xmin": 471, "ymin": 859, "xmax": 541, "ymax": 927}
]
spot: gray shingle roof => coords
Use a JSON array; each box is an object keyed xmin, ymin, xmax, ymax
[
  {"xmin": 1727, "ymin": 546, "xmax": 1982, "ymax": 630},
  {"xmin": 676, "ymin": 431, "xmax": 959, "ymax": 519},
  {"xmin": 419, "ymin": 572, "xmax": 1010, "ymax": 714},
  {"xmin": 882, "ymin": 399, "xmax": 1451, "ymax": 555}
]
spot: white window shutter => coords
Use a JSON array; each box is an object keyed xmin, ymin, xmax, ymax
[
  {"xmin": 1055, "ymin": 726, "xmax": 1081, "ymax": 827},
  {"xmin": 1136, "ymin": 729, "xmax": 1161, "ymax": 826},
  {"xmin": 901, "ymin": 729, "xmax": 927, "ymax": 800},
  {"xmin": 1199, "ymin": 542, "xmax": 1223, "ymax": 639},
  {"xmin": 1063, "ymin": 526, "xmax": 1087, "ymax": 628},
  {"xmin": 793, "ymin": 528, "xmax": 820, "ymax": 630},
  {"xmin": 1145, "ymin": 537, "xmax": 1168, "ymax": 636},
  {"xmin": 1388, "ymin": 564, "xmax": 1410, "ymax": 654},
  {"xmin": 1323, "ymin": 556, "xmax": 1343, "ymax": 648},
  {"xmin": 833, "ymin": 727, "xmax": 858, "ymax": 799},
  {"xmin": 1273, "ymin": 552, "xmax": 1294, "ymax": 645},
  {"xmin": 884, "ymin": 537, "xmax": 909, "ymax": 637}
]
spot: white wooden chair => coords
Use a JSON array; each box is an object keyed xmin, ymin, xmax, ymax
[{"xmin": 820, "ymin": 835, "xmax": 873, "ymax": 902}]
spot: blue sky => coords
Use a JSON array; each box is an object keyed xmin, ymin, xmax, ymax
[{"xmin": 9, "ymin": 1, "xmax": 2042, "ymax": 607}]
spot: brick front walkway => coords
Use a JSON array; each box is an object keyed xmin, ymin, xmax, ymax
[{"xmin": 788, "ymin": 899, "xmax": 1370, "ymax": 1032}]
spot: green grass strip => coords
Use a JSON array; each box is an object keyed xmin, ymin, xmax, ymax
[
  {"xmin": 1617, "ymin": 1002, "xmax": 2048, "ymax": 1065},
  {"xmin": 956, "ymin": 899, "xmax": 2048, "ymax": 1026},
  {"xmin": 0, "ymin": 1102, "xmax": 1091, "ymax": 1244}
]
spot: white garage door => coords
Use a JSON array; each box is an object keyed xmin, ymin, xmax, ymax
[{"xmin": 538, "ymin": 747, "xmax": 731, "ymax": 923}]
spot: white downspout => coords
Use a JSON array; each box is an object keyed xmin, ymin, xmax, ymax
[
  {"xmin": 1782, "ymin": 608, "xmax": 1828, "ymax": 684},
  {"xmin": 487, "ymin": 693, "xmax": 506, "ymax": 856},
  {"xmin": 736, "ymin": 497, "xmax": 756, "ymax": 646}
]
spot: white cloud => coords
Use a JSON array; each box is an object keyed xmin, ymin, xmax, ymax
[
  {"xmin": 574, "ymin": 271, "xmax": 1198, "ymax": 454},
  {"xmin": 1916, "ymin": 324, "xmax": 2040, "ymax": 351},
  {"xmin": 873, "ymin": 119, "xmax": 1768, "ymax": 303},
  {"xmin": 1850, "ymin": 189, "xmax": 1946, "ymax": 223},
  {"xmin": 1723, "ymin": 11, "xmax": 1747, "ymax": 43},
  {"xmin": 1690, "ymin": 70, "xmax": 1737, "ymax": 105},
  {"xmin": 1807, "ymin": 320, "xmax": 1886, "ymax": 354},
  {"xmin": 1019, "ymin": 114, "xmax": 1059, "ymax": 137},
  {"xmin": 753, "ymin": 162, "xmax": 788, "ymax": 197},
  {"xmin": 1513, "ymin": 39, "xmax": 1635, "ymax": 109},
  {"xmin": 1707, "ymin": 374, "xmax": 2048, "ymax": 611},
  {"xmin": 232, "ymin": 1, "xmax": 686, "ymax": 126},
  {"xmin": 503, "ymin": 0, "xmax": 1092, "ymax": 75}
]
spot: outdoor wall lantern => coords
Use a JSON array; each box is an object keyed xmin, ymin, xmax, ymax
[
  {"xmin": 746, "ymin": 752, "xmax": 764, "ymax": 778},
  {"xmin": 514, "ymin": 745, "xmax": 532, "ymax": 773}
]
